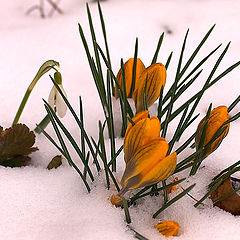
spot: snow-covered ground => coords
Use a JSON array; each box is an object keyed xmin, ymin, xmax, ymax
[{"xmin": 0, "ymin": 0, "xmax": 240, "ymax": 239}]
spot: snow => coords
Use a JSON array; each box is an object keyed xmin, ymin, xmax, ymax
[{"xmin": 0, "ymin": 0, "xmax": 240, "ymax": 239}]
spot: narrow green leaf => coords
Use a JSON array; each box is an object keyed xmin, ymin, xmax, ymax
[
  {"xmin": 194, "ymin": 181, "xmax": 222, "ymax": 208},
  {"xmin": 153, "ymin": 184, "xmax": 196, "ymax": 218},
  {"xmin": 143, "ymin": 74, "xmax": 149, "ymax": 111},
  {"xmin": 130, "ymin": 38, "xmax": 138, "ymax": 97},
  {"xmin": 44, "ymin": 99, "xmax": 94, "ymax": 181},
  {"xmin": 151, "ymin": 32, "xmax": 164, "ymax": 64},
  {"xmin": 107, "ymin": 70, "xmax": 116, "ymax": 171},
  {"xmin": 44, "ymin": 104, "xmax": 91, "ymax": 192},
  {"xmin": 157, "ymin": 86, "xmax": 164, "ymax": 121},
  {"xmin": 178, "ymin": 25, "xmax": 216, "ymax": 79},
  {"xmin": 86, "ymin": 3, "xmax": 104, "ymax": 89},
  {"xmin": 50, "ymin": 76, "xmax": 101, "ymax": 172},
  {"xmin": 165, "ymin": 51, "xmax": 173, "ymax": 70},
  {"xmin": 122, "ymin": 196, "xmax": 131, "ymax": 224},
  {"xmin": 213, "ymin": 186, "xmax": 240, "ymax": 205},
  {"xmin": 228, "ymin": 95, "xmax": 240, "ymax": 112}
]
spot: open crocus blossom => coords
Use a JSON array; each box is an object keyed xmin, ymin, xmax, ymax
[
  {"xmin": 48, "ymin": 71, "xmax": 67, "ymax": 118},
  {"xmin": 133, "ymin": 63, "xmax": 166, "ymax": 113},
  {"xmin": 115, "ymin": 58, "xmax": 145, "ymax": 98},
  {"xmin": 154, "ymin": 220, "xmax": 180, "ymax": 237},
  {"xmin": 195, "ymin": 106, "xmax": 230, "ymax": 157},
  {"xmin": 118, "ymin": 110, "xmax": 177, "ymax": 195}
]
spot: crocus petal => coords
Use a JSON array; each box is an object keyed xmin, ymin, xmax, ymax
[
  {"xmin": 115, "ymin": 58, "xmax": 145, "ymax": 98},
  {"xmin": 155, "ymin": 221, "xmax": 180, "ymax": 237},
  {"xmin": 48, "ymin": 85, "xmax": 57, "ymax": 109},
  {"xmin": 55, "ymin": 84, "xmax": 68, "ymax": 118},
  {"xmin": 124, "ymin": 116, "xmax": 161, "ymax": 163},
  {"xmin": 124, "ymin": 110, "xmax": 149, "ymax": 140},
  {"xmin": 120, "ymin": 139, "xmax": 175, "ymax": 191},
  {"xmin": 195, "ymin": 106, "xmax": 230, "ymax": 156},
  {"xmin": 133, "ymin": 63, "xmax": 166, "ymax": 113}
]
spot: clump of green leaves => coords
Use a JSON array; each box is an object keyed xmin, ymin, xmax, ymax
[{"xmin": 0, "ymin": 124, "xmax": 38, "ymax": 167}]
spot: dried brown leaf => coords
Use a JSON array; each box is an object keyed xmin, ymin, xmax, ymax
[
  {"xmin": 0, "ymin": 124, "xmax": 38, "ymax": 167},
  {"xmin": 210, "ymin": 177, "xmax": 240, "ymax": 215},
  {"xmin": 47, "ymin": 155, "xmax": 62, "ymax": 170}
]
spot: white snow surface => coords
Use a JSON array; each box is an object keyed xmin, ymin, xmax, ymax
[{"xmin": 0, "ymin": 0, "xmax": 240, "ymax": 239}]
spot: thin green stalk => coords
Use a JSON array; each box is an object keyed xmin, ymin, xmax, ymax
[
  {"xmin": 228, "ymin": 95, "xmax": 240, "ymax": 112},
  {"xmin": 143, "ymin": 74, "xmax": 149, "ymax": 111},
  {"xmin": 130, "ymin": 178, "xmax": 186, "ymax": 203},
  {"xmin": 168, "ymin": 104, "xmax": 189, "ymax": 154},
  {"xmin": 165, "ymin": 51, "xmax": 173, "ymax": 70},
  {"xmin": 162, "ymin": 180, "xmax": 168, "ymax": 204},
  {"xmin": 36, "ymin": 123, "xmax": 65, "ymax": 155},
  {"xmin": 34, "ymin": 114, "xmax": 50, "ymax": 133},
  {"xmin": 122, "ymin": 196, "xmax": 131, "ymax": 224},
  {"xmin": 128, "ymin": 226, "xmax": 149, "ymax": 240},
  {"xmin": 99, "ymin": 121, "xmax": 110, "ymax": 189},
  {"xmin": 107, "ymin": 70, "xmax": 116, "ymax": 171},
  {"xmin": 44, "ymin": 104, "xmax": 91, "ymax": 192},
  {"xmin": 79, "ymin": 96, "xmax": 86, "ymax": 159},
  {"xmin": 97, "ymin": 1, "xmax": 114, "ymax": 95},
  {"xmin": 167, "ymin": 58, "xmax": 240, "ymax": 125},
  {"xmin": 157, "ymin": 86, "xmax": 164, "ymax": 121},
  {"xmin": 178, "ymin": 25, "xmax": 216, "ymax": 80},
  {"xmin": 130, "ymin": 38, "xmax": 138, "ymax": 97},
  {"xmin": 212, "ymin": 160, "xmax": 240, "ymax": 182},
  {"xmin": 12, "ymin": 60, "xmax": 59, "ymax": 126},
  {"xmin": 153, "ymin": 184, "xmax": 196, "ymax": 218},
  {"xmin": 49, "ymin": 76, "xmax": 101, "ymax": 172},
  {"xmin": 213, "ymin": 186, "xmax": 240, "ymax": 205},
  {"xmin": 151, "ymin": 32, "xmax": 164, "ymax": 64},
  {"xmin": 86, "ymin": 3, "xmax": 104, "ymax": 89},
  {"xmin": 194, "ymin": 181, "xmax": 222, "ymax": 208},
  {"xmin": 44, "ymin": 99, "xmax": 94, "ymax": 181}
]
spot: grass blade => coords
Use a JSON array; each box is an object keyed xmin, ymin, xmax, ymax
[
  {"xmin": 151, "ymin": 32, "xmax": 164, "ymax": 64},
  {"xmin": 153, "ymin": 184, "xmax": 195, "ymax": 218}
]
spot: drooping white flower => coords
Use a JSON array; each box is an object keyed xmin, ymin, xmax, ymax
[{"xmin": 48, "ymin": 72, "xmax": 67, "ymax": 118}]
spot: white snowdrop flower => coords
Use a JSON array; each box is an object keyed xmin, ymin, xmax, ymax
[{"xmin": 48, "ymin": 71, "xmax": 67, "ymax": 118}]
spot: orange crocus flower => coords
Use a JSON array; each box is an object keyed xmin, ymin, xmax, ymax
[
  {"xmin": 115, "ymin": 58, "xmax": 145, "ymax": 98},
  {"xmin": 195, "ymin": 106, "xmax": 230, "ymax": 157}
]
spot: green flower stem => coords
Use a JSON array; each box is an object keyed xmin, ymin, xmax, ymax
[
  {"xmin": 34, "ymin": 114, "xmax": 50, "ymax": 133},
  {"xmin": 12, "ymin": 60, "xmax": 59, "ymax": 126}
]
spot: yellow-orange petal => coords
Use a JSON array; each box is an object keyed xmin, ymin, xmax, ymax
[
  {"xmin": 121, "ymin": 139, "xmax": 175, "ymax": 190},
  {"xmin": 115, "ymin": 58, "xmax": 145, "ymax": 98},
  {"xmin": 133, "ymin": 63, "xmax": 166, "ymax": 113},
  {"xmin": 195, "ymin": 106, "xmax": 230, "ymax": 156},
  {"xmin": 124, "ymin": 110, "xmax": 149, "ymax": 141},
  {"xmin": 167, "ymin": 177, "xmax": 179, "ymax": 194},
  {"xmin": 155, "ymin": 221, "xmax": 180, "ymax": 237},
  {"xmin": 123, "ymin": 116, "xmax": 161, "ymax": 163}
]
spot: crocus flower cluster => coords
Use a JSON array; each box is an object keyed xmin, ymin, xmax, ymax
[
  {"xmin": 195, "ymin": 106, "xmax": 230, "ymax": 157},
  {"xmin": 119, "ymin": 110, "xmax": 177, "ymax": 195},
  {"xmin": 115, "ymin": 58, "xmax": 166, "ymax": 113}
]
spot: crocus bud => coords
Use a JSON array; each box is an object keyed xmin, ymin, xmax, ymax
[
  {"xmin": 133, "ymin": 63, "xmax": 166, "ymax": 113},
  {"xmin": 110, "ymin": 194, "xmax": 122, "ymax": 207},
  {"xmin": 195, "ymin": 106, "xmax": 230, "ymax": 157},
  {"xmin": 155, "ymin": 220, "xmax": 180, "ymax": 237},
  {"xmin": 115, "ymin": 58, "xmax": 145, "ymax": 98},
  {"xmin": 123, "ymin": 110, "xmax": 161, "ymax": 163}
]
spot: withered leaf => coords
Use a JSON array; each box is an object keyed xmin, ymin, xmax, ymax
[
  {"xmin": 0, "ymin": 156, "xmax": 31, "ymax": 167},
  {"xmin": 47, "ymin": 155, "xmax": 62, "ymax": 170},
  {"xmin": 0, "ymin": 124, "xmax": 38, "ymax": 166},
  {"xmin": 210, "ymin": 177, "xmax": 240, "ymax": 215}
]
